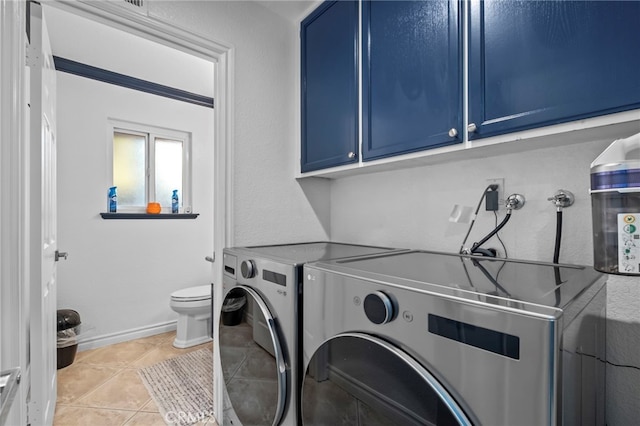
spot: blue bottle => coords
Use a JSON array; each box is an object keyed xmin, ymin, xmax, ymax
[
  {"xmin": 171, "ymin": 190, "xmax": 179, "ymax": 214},
  {"xmin": 108, "ymin": 186, "xmax": 117, "ymax": 213}
]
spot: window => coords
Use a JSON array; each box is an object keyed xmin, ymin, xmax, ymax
[{"xmin": 110, "ymin": 120, "xmax": 191, "ymax": 213}]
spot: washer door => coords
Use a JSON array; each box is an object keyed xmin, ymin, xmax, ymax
[
  {"xmin": 302, "ymin": 333, "xmax": 472, "ymax": 426},
  {"xmin": 219, "ymin": 286, "xmax": 287, "ymax": 426}
]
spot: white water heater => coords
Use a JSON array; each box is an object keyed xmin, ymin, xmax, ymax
[{"xmin": 590, "ymin": 132, "xmax": 640, "ymax": 275}]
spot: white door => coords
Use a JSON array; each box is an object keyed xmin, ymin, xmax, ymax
[{"xmin": 28, "ymin": 3, "xmax": 58, "ymax": 425}]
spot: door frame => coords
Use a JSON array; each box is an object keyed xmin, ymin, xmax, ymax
[
  {"xmin": 0, "ymin": 1, "xmax": 28, "ymax": 424},
  {"xmin": 36, "ymin": 0, "xmax": 233, "ymax": 421}
]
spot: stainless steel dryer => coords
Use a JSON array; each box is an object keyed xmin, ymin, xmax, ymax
[
  {"xmin": 220, "ymin": 242, "xmax": 404, "ymax": 426},
  {"xmin": 301, "ymin": 250, "xmax": 607, "ymax": 426}
]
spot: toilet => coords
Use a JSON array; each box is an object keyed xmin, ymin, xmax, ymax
[{"xmin": 169, "ymin": 285, "xmax": 212, "ymax": 348}]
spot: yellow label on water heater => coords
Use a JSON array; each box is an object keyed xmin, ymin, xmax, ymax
[{"xmin": 618, "ymin": 214, "xmax": 640, "ymax": 274}]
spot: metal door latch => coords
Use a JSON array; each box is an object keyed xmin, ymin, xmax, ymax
[{"xmin": 55, "ymin": 250, "xmax": 68, "ymax": 261}]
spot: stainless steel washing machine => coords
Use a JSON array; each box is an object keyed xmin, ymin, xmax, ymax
[
  {"xmin": 301, "ymin": 250, "xmax": 607, "ymax": 426},
  {"xmin": 220, "ymin": 242, "xmax": 405, "ymax": 426}
]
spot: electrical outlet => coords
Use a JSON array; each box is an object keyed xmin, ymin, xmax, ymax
[{"xmin": 486, "ymin": 178, "xmax": 505, "ymax": 210}]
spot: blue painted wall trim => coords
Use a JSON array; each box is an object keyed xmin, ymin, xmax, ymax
[{"xmin": 53, "ymin": 56, "xmax": 214, "ymax": 109}]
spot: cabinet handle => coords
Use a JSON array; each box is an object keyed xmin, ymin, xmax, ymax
[
  {"xmin": 448, "ymin": 128, "xmax": 458, "ymax": 138},
  {"xmin": 348, "ymin": 152, "xmax": 356, "ymax": 159},
  {"xmin": 467, "ymin": 123, "xmax": 477, "ymax": 133}
]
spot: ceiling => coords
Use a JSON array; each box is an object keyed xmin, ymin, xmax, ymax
[{"xmin": 254, "ymin": 0, "xmax": 321, "ymax": 22}]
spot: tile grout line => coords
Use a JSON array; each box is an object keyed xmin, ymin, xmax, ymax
[
  {"xmin": 56, "ymin": 332, "xmax": 216, "ymax": 425},
  {"xmin": 55, "ymin": 331, "xmax": 179, "ymax": 425}
]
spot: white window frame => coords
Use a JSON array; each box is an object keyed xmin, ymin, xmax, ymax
[{"xmin": 107, "ymin": 119, "xmax": 192, "ymax": 213}]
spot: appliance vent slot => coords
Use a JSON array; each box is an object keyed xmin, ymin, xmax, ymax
[{"xmin": 124, "ymin": 0, "xmax": 144, "ymax": 7}]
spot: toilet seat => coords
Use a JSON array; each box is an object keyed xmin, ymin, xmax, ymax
[{"xmin": 171, "ymin": 285, "xmax": 211, "ymax": 302}]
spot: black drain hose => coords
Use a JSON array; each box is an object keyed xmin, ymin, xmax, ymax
[
  {"xmin": 553, "ymin": 210, "xmax": 562, "ymax": 264},
  {"xmin": 471, "ymin": 212, "xmax": 512, "ymax": 255},
  {"xmin": 459, "ymin": 184, "xmax": 498, "ymax": 254},
  {"xmin": 553, "ymin": 210, "xmax": 563, "ymax": 306}
]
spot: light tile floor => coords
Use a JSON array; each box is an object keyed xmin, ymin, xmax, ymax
[{"xmin": 54, "ymin": 331, "xmax": 218, "ymax": 426}]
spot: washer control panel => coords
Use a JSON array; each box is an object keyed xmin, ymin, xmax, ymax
[{"xmin": 223, "ymin": 253, "xmax": 237, "ymax": 278}]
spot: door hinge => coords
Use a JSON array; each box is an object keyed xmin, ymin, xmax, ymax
[
  {"xmin": 25, "ymin": 44, "xmax": 40, "ymax": 68},
  {"xmin": 27, "ymin": 400, "xmax": 37, "ymax": 426}
]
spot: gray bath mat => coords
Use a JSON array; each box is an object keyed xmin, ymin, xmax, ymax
[{"xmin": 138, "ymin": 348, "xmax": 215, "ymax": 425}]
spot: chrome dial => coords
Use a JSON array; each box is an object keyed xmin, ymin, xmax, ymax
[
  {"xmin": 364, "ymin": 291, "xmax": 395, "ymax": 325},
  {"xmin": 240, "ymin": 260, "xmax": 256, "ymax": 279}
]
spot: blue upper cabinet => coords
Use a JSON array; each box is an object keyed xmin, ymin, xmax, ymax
[
  {"xmin": 362, "ymin": 0, "xmax": 462, "ymax": 161},
  {"xmin": 468, "ymin": 0, "xmax": 640, "ymax": 140},
  {"xmin": 301, "ymin": 1, "xmax": 359, "ymax": 173}
]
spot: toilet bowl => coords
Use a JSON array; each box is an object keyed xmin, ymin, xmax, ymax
[{"xmin": 170, "ymin": 285, "xmax": 212, "ymax": 348}]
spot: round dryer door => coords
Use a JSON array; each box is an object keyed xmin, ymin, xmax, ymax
[
  {"xmin": 219, "ymin": 286, "xmax": 287, "ymax": 426},
  {"xmin": 302, "ymin": 333, "xmax": 472, "ymax": 426}
]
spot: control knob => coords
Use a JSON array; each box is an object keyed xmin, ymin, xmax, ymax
[
  {"xmin": 240, "ymin": 260, "xmax": 256, "ymax": 279},
  {"xmin": 364, "ymin": 291, "xmax": 395, "ymax": 325}
]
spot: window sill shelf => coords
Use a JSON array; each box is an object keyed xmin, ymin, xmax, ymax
[{"xmin": 100, "ymin": 213, "xmax": 199, "ymax": 219}]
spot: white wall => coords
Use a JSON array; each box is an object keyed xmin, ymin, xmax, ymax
[
  {"xmin": 145, "ymin": 0, "xmax": 331, "ymax": 246},
  {"xmin": 45, "ymin": 5, "xmax": 214, "ymax": 97},
  {"xmin": 52, "ymin": 1, "xmax": 331, "ymax": 345},
  {"xmin": 329, "ymin": 129, "xmax": 640, "ymax": 425},
  {"xmin": 56, "ymin": 71, "xmax": 215, "ymax": 343}
]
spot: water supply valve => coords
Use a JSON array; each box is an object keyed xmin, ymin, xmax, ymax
[
  {"xmin": 505, "ymin": 194, "xmax": 525, "ymax": 212},
  {"xmin": 548, "ymin": 190, "xmax": 575, "ymax": 211}
]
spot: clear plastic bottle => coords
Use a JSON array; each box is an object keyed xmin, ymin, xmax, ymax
[
  {"xmin": 172, "ymin": 190, "xmax": 179, "ymax": 214},
  {"xmin": 590, "ymin": 132, "xmax": 640, "ymax": 275}
]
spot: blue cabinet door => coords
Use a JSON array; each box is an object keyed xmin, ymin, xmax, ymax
[
  {"xmin": 469, "ymin": 0, "xmax": 640, "ymax": 140},
  {"xmin": 362, "ymin": 0, "xmax": 462, "ymax": 161},
  {"xmin": 301, "ymin": 1, "xmax": 359, "ymax": 173}
]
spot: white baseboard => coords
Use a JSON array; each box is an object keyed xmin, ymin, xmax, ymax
[{"xmin": 77, "ymin": 321, "xmax": 177, "ymax": 352}]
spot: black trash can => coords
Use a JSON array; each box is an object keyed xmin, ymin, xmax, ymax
[
  {"xmin": 221, "ymin": 288, "xmax": 247, "ymax": 326},
  {"xmin": 57, "ymin": 309, "xmax": 81, "ymax": 369}
]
